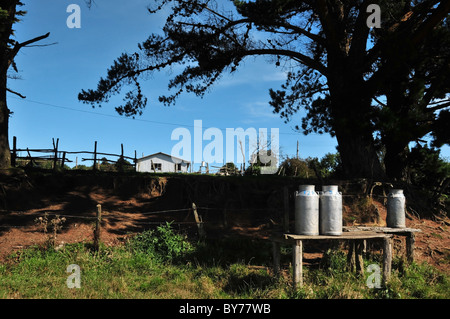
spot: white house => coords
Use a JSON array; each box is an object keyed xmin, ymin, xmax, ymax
[{"xmin": 136, "ymin": 152, "xmax": 191, "ymax": 173}]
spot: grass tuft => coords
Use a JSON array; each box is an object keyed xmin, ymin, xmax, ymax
[{"xmin": 0, "ymin": 225, "xmax": 448, "ymax": 299}]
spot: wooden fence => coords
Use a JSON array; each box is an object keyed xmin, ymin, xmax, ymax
[{"xmin": 10, "ymin": 136, "xmax": 137, "ymax": 170}]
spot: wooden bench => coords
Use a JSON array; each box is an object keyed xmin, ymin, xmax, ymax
[
  {"xmin": 270, "ymin": 226, "xmax": 421, "ymax": 288},
  {"xmin": 343, "ymin": 226, "xmax": 421, "ymax": 263}
]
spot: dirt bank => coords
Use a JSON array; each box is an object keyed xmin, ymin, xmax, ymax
[{"xmin": 0, "ymin": 169, "xmax": 448, "ymax": 273}]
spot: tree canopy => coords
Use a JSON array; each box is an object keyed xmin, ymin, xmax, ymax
[{"xmin": 78, "ymin": 0, "xmax": 450, "ymax": 180}]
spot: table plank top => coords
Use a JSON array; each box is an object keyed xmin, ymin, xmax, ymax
[
  {"xmin": 343, "ymin": 226, "xmax": 422, "ymax": 233},
  {"xmin": 279, "ymin": 231, "xmax": 392, "ymax": 241},
  {"xmin": 270, "ymin": 226, "xmax": 421, "ymax": 242}
]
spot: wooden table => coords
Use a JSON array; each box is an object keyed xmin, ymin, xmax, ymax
[
  {"xmin": 270, "ymin": 228, "xmax": 419, "ymax": 288},
  {"xmin": 343, "ymin": 226, "xmax": 422, "ymax": 263}
]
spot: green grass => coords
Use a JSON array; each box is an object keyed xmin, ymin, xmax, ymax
[{"xmin": 0, "ymin": 224, "xmax": 448, "ymax": 299}]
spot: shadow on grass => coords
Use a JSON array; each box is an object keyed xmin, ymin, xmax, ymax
[
  {"xmin": 182, "ymin": 236, "xmax": 273, "ymax": 268},
  {"xmin": 222, "ymin": 266, "xmax": 277, "ymax": 296}
]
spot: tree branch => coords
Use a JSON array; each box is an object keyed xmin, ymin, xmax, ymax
[
  {"xmin": 373, "ymin": 96, "xmax": 387, "ymax": 107},
  {"xmin": 349, "ymin": 0, "xmax": 372, "ymax": 62},
  {"xmin": 429, "ymin": 98, "xmax": 450, "ymax": 105},
  {"xmin": 23, "ymin": 42, "xmax": 58, "ymax": 48},
  {"xmin": 8, "ymin": 32, "xmax": 50, "ymax": 68},
  {"xmin": 79, "ymin": 52, "xmax": 186, "ymax": 104},
  {"xmin": 426, "ymin": 101, "xmax": 450, "ymax": 113},
  {"xmin": 244, "ymin": 48, "xmax": 327, "ymax": 76},
  {"xmin": 366, "ymin": 0, "xmax": 449, "ymax": 68},
  {"xmin": 182, "ymin": 17, "xmax": 324, "ymax": 44},
  {"xmin": 260, "ymin": 21, "xmax": 325, "ymax": 44},
  {"xmin": 315, "ymin": 0, "xmax": 342, "ymax": 54},
  {"xmin": 200, "ymin": 3, "xmax": 232, "ymax": 23},
  {"xmin": 6, "ymin": 88, "xmax": 26, "ymax": 99},
  {"xmin": 411, "ymin": 0, "xmax": 450, "ymax": 45}
]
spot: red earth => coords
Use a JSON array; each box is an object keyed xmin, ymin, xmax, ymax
[{"xmin": 0, "ymin": 177, "xmax": 448, "ymax": 274}]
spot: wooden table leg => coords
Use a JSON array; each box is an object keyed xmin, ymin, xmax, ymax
[
  {"xmin": 383, "ymin": 237, "xmax": 392, "ymax": 285},
  {"xmin": 272, "ymin": 241, "xmax": 281, "ymax": 276},
  {"xmin": 406, "ymin": 233, "xmax": 415, "ymax": 263},
  {"xmin": 293, "ymin": 240, "xmax": 303, "ymax": 288},
  {"xmin": 347, "ymin": 240, "xmax": 356, "ymax": 272},
  {"xmin": 355, "ymin": 240, "xmax": 365, "ymax": 276}
]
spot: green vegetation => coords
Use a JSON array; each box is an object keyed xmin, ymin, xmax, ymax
[
  {"xmin": 407, "ymin": 145, "xmax": 450, "ymax": 216},
  {"xmin": 0, "ymin": 224, "xmax": 448, "ymax": 299},
  {"xmin": 128, "ymin": 222, "xmax": 194, "ymax": 263},
  {"xmin": 279, "ymin": 152, "xmax": 342, "ymax": 179}
]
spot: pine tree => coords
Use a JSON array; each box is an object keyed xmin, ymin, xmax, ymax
[{"xmin": 78, "ymin": 1, "xmax": 450, "ymax": 179}]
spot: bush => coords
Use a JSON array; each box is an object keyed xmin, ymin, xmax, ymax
[
  {"xmin": 306, "ymin": 153, "xmax": 343, "ymax": 179},
  {"xmin": 348, "ymin": 196, "xmax": 380, "ymax": 224},
  {"xmin": 409, "ymin": 145, "xmax": 450, "ymax": 188},
  {"xmin": 128, "ymin": 222, "xmax": 193, "ymax": 262},
  {"xmin": 408, "ymin": 144, "xmax": 450, "ymax": 215},
  {"xmin": 279, "ymin": 157, "xmax": 315, "ymax": 178}
]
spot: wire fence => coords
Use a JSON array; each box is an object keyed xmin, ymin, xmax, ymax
[
  {"xmin": 0, "ymin": 179, "xmax": 398, "ymax": 256},
  {"xmin": 10, "ymin": 136, "xmax": 137, "ymax": 171},
  {"xmin": 0, "ymin": 205, "xmax": 241, "ymax": 229},
  {"xmin": 0, "ymin": 191, "xmax": 392, "ymax": 230}
]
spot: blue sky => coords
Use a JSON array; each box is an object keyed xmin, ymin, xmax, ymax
[{"xmin": 7, "ymin": 0, "xmax": 449, "ymax": 169}]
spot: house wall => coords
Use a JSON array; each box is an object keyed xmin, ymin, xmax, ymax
[{"xmin": 136, "ymin": 153, "xmax": 189, "ymax": 173}]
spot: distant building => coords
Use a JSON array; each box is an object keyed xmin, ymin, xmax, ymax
[{"xmin": 136, "ymin": 152, "xmax": 190, "ymax": 173}]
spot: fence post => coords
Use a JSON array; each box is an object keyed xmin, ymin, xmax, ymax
[
  {"xmin": 26, "ymin": 148, "xmax": 34, "ymax": 167},
  {"xmin": 117, "ymin": 143, "xmax": 124, "ymax": 172},
  {"xmin": 93, "ymin": 204, "xmax": 102, "ymax": 251},
  {"xmin": 283, "ymin": 186, "xmax": 290, "ymax": 233},
  {"xmin": 61, "ymin": 152, "xmax": 66, "ymax": 169},
  {"xmin": 192, "ymin": 202, "xmax": 205, "ymax": 240},
  {"xmin": 93, "ymin": 141, "xmax": 97, "ymax": 171},
  {"xmin": 52, "ymin": 138, "xmax": 59, "ymax": 170},
  {"xmin": 11, "ymin": 136, "xmax": 17, "ymax": 167}
]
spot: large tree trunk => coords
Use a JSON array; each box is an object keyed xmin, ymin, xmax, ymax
[
  {"xmin": 0, "ymin": 72, "xmax": 11, "ymax": 169},
  {"xmin": 0, "ymin": 0, "xmax": 16, "ymax": 169},
  {"xmin": 384, "ymin": 138, "xmax": 409, "ymax": 182},
  {"xmin": 381, "ymin": 90, "xmax": 419, "ymax": 182},
  {"xmin": 328, "ymin": 73, "xmax": 386, "ymax": 180},
  {"xmin": 335, "ymin": 130, "xmax": 385, "ymax": 180}
]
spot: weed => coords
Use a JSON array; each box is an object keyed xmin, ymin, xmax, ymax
[
  {"xmin": 127, "ymin": 222, "xmax": 193, "ymax": 262},
  {"xmin": 34, "ymin": 213, "xmax": 66, "ymax": 248},
  {"xmin": 349, "ymin": 196, "xmax": 379, "ymax": 224}
]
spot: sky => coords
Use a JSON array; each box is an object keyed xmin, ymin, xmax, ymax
[{"xmin": 7, "ymin": 0, "xmax": 449, "ymax": 170}]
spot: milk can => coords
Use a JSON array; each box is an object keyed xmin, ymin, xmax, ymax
[
  {"xmin": 294, "ymin": 185, "xmax": 319, "ymax": 235},
  {"xmin": 387, "ymin": 189, "xmax": 406, "ymax": 228},
  {"xmin": 319, "ymin": 185, "xmax": 343, "ymax": 235}
]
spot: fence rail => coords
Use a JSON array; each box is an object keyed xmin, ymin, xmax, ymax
[
  {"xmin": 11, "ymin": 136, "xmax": 137, "ymax": 170},
  {"xmin": 0, "ymin": 204, "xmax": 224, "ymax": 244}
]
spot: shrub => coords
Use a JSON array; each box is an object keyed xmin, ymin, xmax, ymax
[
  {"xmin": 279, "ymin": 157, "xmax": 315, "ymax": 178},
  {"xmin": 128, "ymin": 222, "xmax": 193, "ymax": 262}
]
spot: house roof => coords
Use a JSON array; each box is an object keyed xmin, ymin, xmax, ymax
[{"xmin": 137, "ymin": 152, "xmax": 190, "ymax": 163}]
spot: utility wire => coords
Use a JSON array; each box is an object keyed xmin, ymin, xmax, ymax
[{"xmin": 8, "ymin": 95, "xmax": 305, "ymax": 136}]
